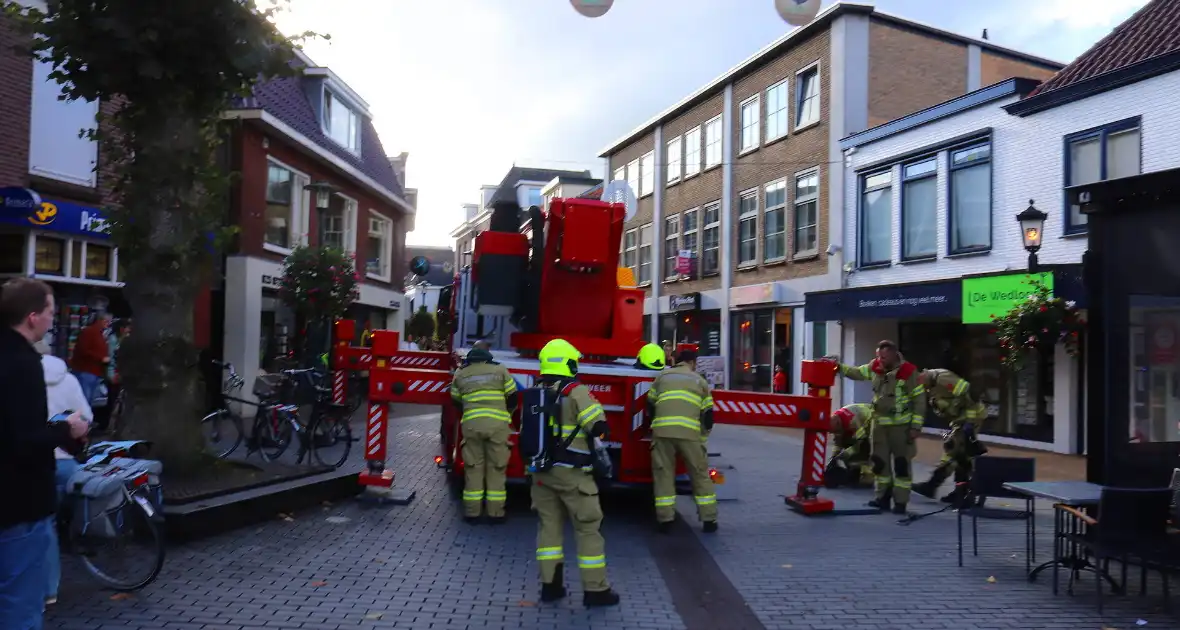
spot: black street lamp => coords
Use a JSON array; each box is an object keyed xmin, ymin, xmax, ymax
[{"xmin": 1016, "ymin": 199, "xmax": 1048, "ymax": 273}]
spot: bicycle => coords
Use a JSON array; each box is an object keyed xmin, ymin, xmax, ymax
[
  {"xmin": 246, "ymin": 368, "xmax": 353, "ymax": 468},
  {"xmin": 199, "ymin": 360, "xmax": 247, "ymax": 459},
  {"xmin": 59, "ymin": 447, "xmax": 167, "ymax": 592}
]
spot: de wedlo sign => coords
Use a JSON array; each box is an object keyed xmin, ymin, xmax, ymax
[
  {"xmin": 804, "ymin": 280, "xmax": 960, "ymax": 321},
  {"xmin": 960, "ymin": 272, "xmax": 1053, "ymax": 324},
  {"xmin": 0, "ymin": 187, "xmax": 110, "ymax": 239}
]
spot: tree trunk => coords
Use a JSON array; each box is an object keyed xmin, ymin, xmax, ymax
[{"xmin": 112, "ymin": 115, "xmax": 212, "ymax": 476}]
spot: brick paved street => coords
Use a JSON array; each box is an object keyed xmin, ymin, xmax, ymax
[{"xmin": 47, "ymin": 407, "xmax": 1180, "ymax": 629}]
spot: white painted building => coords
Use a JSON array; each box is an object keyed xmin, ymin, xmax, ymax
[{"xmin": 822, "ymin": 61, "xmax": 1180, "ymax": 452}]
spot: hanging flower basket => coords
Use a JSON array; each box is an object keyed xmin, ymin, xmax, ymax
[
  {"xmin": 993, "ymin": 277, "xmax": 1085, "ymax": 372},
  {"xmin": 278, "ymin": 245, "xmax": 360, "ymax": 321}
]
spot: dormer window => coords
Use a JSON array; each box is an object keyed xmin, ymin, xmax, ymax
[{"xmin": 324, "ymin": 90, "xmax": 360, "ymax": 153}]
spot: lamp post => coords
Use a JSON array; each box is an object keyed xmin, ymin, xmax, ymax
[
  {"xmin": 304, "ymin": 181, "xmax": 336, "ymax": 210},
  {"xmin": 1016, "ymin": 200, "xmax": 1048, "ymax": 273}
]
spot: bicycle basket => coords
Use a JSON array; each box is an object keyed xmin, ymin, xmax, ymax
[{"xmin": 253, "ymin": 374, "xmax": 285, "ymax": 400}]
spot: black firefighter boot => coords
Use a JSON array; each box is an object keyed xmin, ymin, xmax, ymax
[
  {"xmin": 942, "ymin": 468, "xmax": 972, "ymax": 505},
  {"xmin": 540, "ymin": 564, "xmax": 567, "ymax": 602},
  {"xmin": 583, "ymin": 589, "xmax": 621, "ymax": 608},
  {"xmin": 866, "ymin": 487, "xmax": 892, "ymax": 512},
  {"xmin": 912, "ymin": 466, "xmax": 952, "ymax": 500}
]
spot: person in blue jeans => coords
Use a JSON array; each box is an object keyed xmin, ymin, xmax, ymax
[{"xmin": 0, "ymin": 279, "xmax": 89, "ymax": 630}]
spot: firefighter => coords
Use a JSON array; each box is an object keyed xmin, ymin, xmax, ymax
[
  {"xmin": 911, "ymin": 369, "xmax": 989, "ymax": 504},
  {"xmin": 648, "ymin": 349, "xmax": 717, "ymax": 534},
  {"xmin": 449, "ymin": 346, "xmax": 518, "ymax": 524},
  {"xmin": 532, "ymin": 339, "xmax": 620, "ymax": 607},
  {"xmin": 830, "ymin": 340, "xmax": 926, "ymax": 514},
  {"xmin": 634, "ymin": 342, "xmax": 667, "ymax": 370},
  {"xmin": 825, "ymin": 402, "xmax": 875, "ymax": 488}
]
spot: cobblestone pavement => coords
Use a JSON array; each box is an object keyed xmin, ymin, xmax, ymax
[{"xmin": 46, "ymin": 406, "xmax": 1179, "ymax": 630}]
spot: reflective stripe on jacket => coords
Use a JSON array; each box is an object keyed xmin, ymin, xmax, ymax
[
  {"xmin": 450, "ymin": 362, "xmax": 516, "ymax": 426},
  {"xmin": 648, "ymin": 365, "xmax": 714, "ymax": 439},
  {"xmin": 553, "ymin": 383, "xmax": 606, "ymax": 467},
  {"xmin": 926, "ymin": 369, "xmax": 986, "ymax": 425},
  {"xmin": 838, "ymin": 359, "xmax": 926, "ymax": 427}
]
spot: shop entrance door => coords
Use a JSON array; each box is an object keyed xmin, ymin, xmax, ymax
[{"xmin": 731, "ymin": 309, "xmax": 774, "ymax": 391}]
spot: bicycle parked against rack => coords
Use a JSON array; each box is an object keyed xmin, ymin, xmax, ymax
[
  {"xmin": 199, "ymin": 360, "xmax": 247, "ymax": 459},
  {"xmin": 246, "ymin": 367, "xmax": 353, "ymax": 469}
]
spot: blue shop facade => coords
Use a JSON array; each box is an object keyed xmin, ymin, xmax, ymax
[
  {"xmin": 0, "ymin": 187, "xmax": 127, "ymax": 359},
  {"xmin": 804, "ymin": 266, "xmax": 1088, "ymax": 454}
]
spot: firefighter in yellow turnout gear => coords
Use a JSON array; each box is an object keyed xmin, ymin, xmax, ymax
[
  {"xmin": 832, "ymin": 340, "xmax": 926, "ymax": 514},
  {"xmin": 912, "ymin": 369, "xmax": 989, "ymax": 504},
  {"xmin": 450, "ymin": 347, "xmax": 518, "ymax": 523},
  {"xmin": 825, "ymin": 403, "xmax": 875, "ymax": 488},
  {"xmin": 531, "ymin": 339, "xmax": 620, "ymax": 608},
  {"xmin": 645, "ymin": 348, "xmax": 717, "ymax": 533}
]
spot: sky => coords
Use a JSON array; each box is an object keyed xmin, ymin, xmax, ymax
[{"xmin": 272, "ymin": 0, "xmax": 1151, "ymax": 248}]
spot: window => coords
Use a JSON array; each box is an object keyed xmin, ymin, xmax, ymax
[
  {"xmin": 1064, "ymin": 119, "xmax": 1140, "ymax": 233},
  {"xmin": 626, "ymin": 158, "xmax": 639, "ymax": 196},
  {"xmin": 740, "ymin": 96, "xmax": 760, "ymax": 152},
  {"xmin": 35, "ymin": 237, "xmax": 64, "ymax": 275},
  {"xmin": 901, "ymin": 158, "xmax": 937, "ymax": 260},
  {"xmin": 638, "ymin": 223, "xmax": 653, "ymax": 284},
  {"xmin": 738, "ymin": 192, "xmax": 758, "ymax": 266},
  {"xmin": 320, "ymin": 195, "xmax": 357, "ymax": 253},
  {"xmin": 681, "ymin": 209, "xmax": 698, "ymax": 277},
  {"xmin": 684, "ymin": 127, "xmax": 702, "ymax": 177},
  {"xmin": 860, "ymin": 171, "xmax": 892, "ymax": 266},
  {"xmin": 526, "ymin": 187, "xmax": 543, "ymax": 208},
  {"xmin": 702, "ymin": 203, "xmax": 720, "ymax": 275},
  {"xmin": 763, "ymin": 181, "xmax": 786, "ymax": 262},
  {"xmin": 265, "ymin": 164, "xmax": 295, "ymax": 249},
  {"xmin": 664, "ymin": 215, "xmax": 680, "ymax": 280},
  {"xmin": 795, "ymin": 65, "xmax": 820, "ymax": 128},
  {"xmin": 765, "ymin": 80, "xmax": 789, "ymax": 142},
  {"xmin": 666, "ymin": 136, "xmax": 682, "ymax": 183},
  {"xmin": 323, "ymin": 91, "xmax": 360, "ymax": 153},
  {"xmin": 85, "ymin": 243, "xmax": 112, "ymax": 281},
  {"xmin": 704, "ymin": 116, "xmax": 722, "ymax": 169},
  {"xmin": 622, "ymin": 228, "xmax": 638, "ymax": 274},
  {"xmin": 0, "ymin": 234, "xmax": 22, "ymax": 274},
  {"xmin": 639, "ymin": 151, "xmax": 655, "ymax": 197},
  {"xmin": 949, "ymin": 143, "xmax": 991, "ymax": 254},
  {"xmin": 367, "ymin": 212, "xmax": 392, "ymax": 279},
  {"xmin": 794, "ymin": 170, "xmax": 819, "ymax": 257},
  {"xmin": 811, "ymin": 321, "xmax": 827, "ymax": 359},
  {"xmin": 613, "ymin": 166, "xmax": 625, "ymax": 183}
]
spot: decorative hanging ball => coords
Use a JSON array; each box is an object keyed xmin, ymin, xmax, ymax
[
  {"xmin": 570, "ymin": 0, "xmax": 613, "ymax": 18},
  {"xmin": 775, "ymin": 0, "xmax": 822, "ymax": 26}
]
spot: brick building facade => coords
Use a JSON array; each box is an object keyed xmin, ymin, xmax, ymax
[{"xmin": 598, "ymin": 2, "xmax": 1061, "ymax": 392}]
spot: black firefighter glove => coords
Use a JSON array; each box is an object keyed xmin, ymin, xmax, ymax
[{"xmin": 701, "ymin": 408, "xmax": 715, "ymax": 433}]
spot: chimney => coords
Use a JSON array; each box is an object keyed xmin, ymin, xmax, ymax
[
  {"xmin": 388, "ymin": 152, "xmax": 410, "ymax": 188},
  {"xmin": 981, "ymin": 28, "xmax": 989, "ymax": 40}
]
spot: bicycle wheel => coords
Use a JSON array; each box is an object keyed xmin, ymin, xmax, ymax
[
  {"xmin": 310, "ymin": 410, "xmax": 352, "ymax": 469},
  {"xmin": 257, "ymin": 408, "xmax": 293, "ymax": 462},
  {"xmin": 200, "ymin": 409, "xmax": 244, "ymax": 459},
  {"xmin": 77, "ymin": 492, "xmax": 166, "ymax": 592}
]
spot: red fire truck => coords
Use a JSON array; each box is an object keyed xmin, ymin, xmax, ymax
[{"xmin": 341, "ymin": 194, "xmax": 842, "ymax": 514}]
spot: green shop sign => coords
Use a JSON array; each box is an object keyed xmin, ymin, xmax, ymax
[{"xmin": 961, "ymin": 273, "xmax": 1053, "ymax": 324}]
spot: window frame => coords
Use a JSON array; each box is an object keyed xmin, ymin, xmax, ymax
[
  {"xmin": 704, "ymin": 115, "xmax": 723, "ymax": 170},
  {"xmin": 794, "ymin": 61, "xmax": 821, "ymax": 130},
  {"xmin": 23, "ymin": 232, "xmax": 123, "ymax": 288},
  {"xmin": 666, "ymin": 135, "xmax": 682, "ymax": 184},
  {"xmin": 684, "ymin": 126, "xmax": 702, "ymax": 178},
  {"xmin": 613, "ymin": 166, "xmax": 625, "ymax": 183},
  {"xmin": 765, "ymin": 79, "xmax": 789, "ymax": 143},
  {"xmin": 639, "ymin": 151, "xmax": 655, "ymax": 198},
  {"xmin": 739, "ymin": 94, "xmax": 760, "ymax": 154},
  {"xmin": 622, "ymin": 227, "xmax": 638, "ymax": 277},
  {"xmin": 858, "ymin": 169, "xmax": 893, "ymax": 267},
  {"xmin": 323, "ymin": 90, "xmax": 361, "ymax": 154},
  {"xmin": 899, "ymin": 156, "xmax": 938, "ymax": 262},
  {"xmin": 263, "ymin": 157, "xmax": 311, "ymax": 255},
  {"xmin": 946, "ymin": 142, "xmax": 993, "ymax": 256},
  {"xmin": 762, "ymin": 179, "xmax": 787, "ymax": 263},
  {"xmin": 793, "ymin": 168, "xmax": 820, "ymax": 259},
  {"xmin": 637, "ymin": 222, "xmax": 653, "ymax": 286},
  {"xmin": 320, "ymin": 192, "xmax": 359, "ymax": 255},
  {"xmin": 680, "ymin": 208, "xmax": 699, "ymax": 279},
  {"xmin": 701, "ymin": 202, "xmax": 721, "ymax": 276},
  {"xmin": 663, "ymin": 214, "xmax": 680, "ymax": 281},
  {"xmin": 365, "ymin": 210, "xmax": 394, "ymax": 282},
  {"xmin": 626, "ymin": 158, "xmax": 640, "ymax": 197},
  {"xmin": 737, "ymin": 189, "xmax": 759, "ymax": 268},
  {"xmin": 1062, "ymin": 116, "xmax": 1142, "ymax": 235}
]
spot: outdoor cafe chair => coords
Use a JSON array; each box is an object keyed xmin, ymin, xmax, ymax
[{"xmin": 958, "ymin": 456, "xmax": 1037, "ymax": 571}]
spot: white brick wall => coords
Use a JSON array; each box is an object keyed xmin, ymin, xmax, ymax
[{"xmin": 842, "ymin": 70, "xmax": 1180, "ymax": 289}]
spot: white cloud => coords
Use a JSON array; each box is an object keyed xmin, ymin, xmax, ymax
[{"xmin": 1021, "ymin": 0, "xmax": 1147, "ymax": 30}]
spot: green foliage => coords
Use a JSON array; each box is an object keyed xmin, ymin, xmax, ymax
[
  {"xmin": 279, "ymin": 245, "xmax": 360, "ymax": 321},
  {"xmin": 407, "ymin": 305, "xmax": 436, "ymax": 341},
  {"xmin": 993, "ymin": 278, "xmax": 1085, "ymax": 372}
]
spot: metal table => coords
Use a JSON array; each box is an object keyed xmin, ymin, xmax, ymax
[{"xmin": 1002, "ymin": 481, "xmax": 1120, "ymax": 595}]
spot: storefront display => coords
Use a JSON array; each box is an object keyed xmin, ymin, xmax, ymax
[{"xmin": 730, "ymin": 307, "xmax": 793, "ymax": 392}]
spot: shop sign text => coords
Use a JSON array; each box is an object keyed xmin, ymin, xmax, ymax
[{"xmin": 960, "ymin": 273, "xmax": 1053, "ymax": 324}]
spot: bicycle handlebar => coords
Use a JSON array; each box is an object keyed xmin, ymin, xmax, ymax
[{"xmin": 281, "ymin": 368, "xmax": 318, "ymax": 376}]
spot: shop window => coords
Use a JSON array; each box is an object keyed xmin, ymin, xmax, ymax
[
  {"xmin": 664, "ymin": 215, "xmax": 679, "ymax": 280},
  {"xmin": 70, "ymin": 240, "xmax": 83, "ymax": 277},
  {"xmin": 681, "ymin": 209, "xmax": 698, "ymax": 277},
  {"xmin": 1129, "ymin": 296, "xmax": 1180, "ymax": 443},
  {"xmin": 948, "ymin": 143, "xmax": 991, "ymax": 254},
  {"xmin": 732, "ymin": 310, "xmax": 774, "ymax": 391},
  {"xmin": 794, "ymin": 170, "xmax": 819, "ymax": 257},
  {"xmin": 763, "ymin": 180, "xmax": 786, "ymax": 262},
  {"xmin": 86, "ymin": 243, "xmax": 112, "ymax": 281},
  {"xmin": 860, "ymin": 170, "xmax": 892, "ymax": 266},
  {"xmin": 0, "ymin": 234, "xmax": 23, "ymax": 274},
  {"xmin": 737, "ymin": 192, "xmax": 758, "ymax": 266},
  {"xmin": 901, "ymin": 157, "xmax": 937, "ymax": 260},
  {"xmin": 811, "ymin": 321, "xmax": 827, "ymax": 358},
  {"xmin": 701, "ymin": 203, "xmax": 720, "ymax": 276},
  {"xmin": 35, "ymin": 237, "xmax": 65, "ymax": 275}
]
